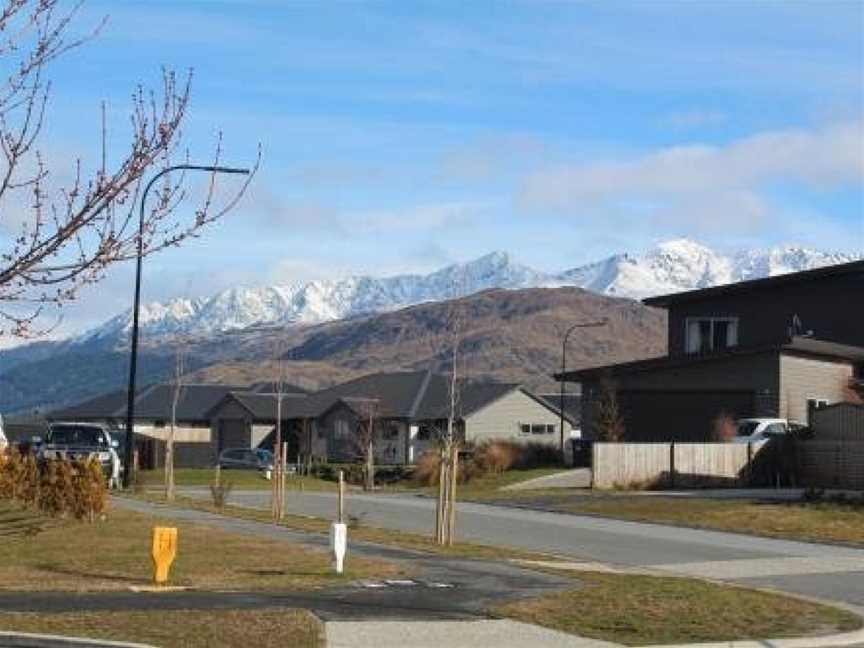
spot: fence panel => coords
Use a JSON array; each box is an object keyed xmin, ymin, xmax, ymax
[
  {"xmin": 798, "ymin": 441, "xmax": 864, "ymax": 490},
  {"xmin": 674, "ymin": 442, "xmax": 766, "ymax": 487},
  {"xmin": 592, "ymin": 443, "xmax": 671, "ymax": 488},
  {"xmin": 592, "ymin": 441, "xmax": 771, "ymax": 489}
]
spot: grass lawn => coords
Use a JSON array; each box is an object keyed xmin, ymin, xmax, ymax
[
  {"xmin": 536, "ymin": 493, "xmax": 864, "ymax": 547},
  {"xmin": 0, "ymin": 500, "xmax": 401, "ymax": 591},
  {"xmin": 138, "ymin": 467, "xmax": 335, "ymax": 491},
  {"xmin": 0, "ymin": 608, "xmax": 321, "ymax": 648},
  {"xmin": 497, "ymin": 571, "xmax": 862, "ymax": 646}
]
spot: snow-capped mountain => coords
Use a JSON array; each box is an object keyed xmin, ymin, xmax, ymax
[{"xmin": 79, "ymin": 240, "xmax": 860, "ymax": 342}]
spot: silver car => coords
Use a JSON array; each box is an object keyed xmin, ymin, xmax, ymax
[{"xmin": 218, "ymin": 448, "xmax": 275, "ymax": 479}]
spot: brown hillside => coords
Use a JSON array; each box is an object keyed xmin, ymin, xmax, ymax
[{"xmin": 192, "ymin": 286, "xmax": 667, "ymax": 392}]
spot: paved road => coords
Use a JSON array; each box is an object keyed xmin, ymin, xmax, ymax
[{"xmin": 180, "ymin": 487, "xmax": 864, "ymax": 607}]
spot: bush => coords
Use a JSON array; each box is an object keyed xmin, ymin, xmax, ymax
[
  {"xmin": 38, "ymin": 459, "xmax": 74, "ymax": 517},
  {"xmin": 0, "ymin": 451, "xmax": 107, "ymax": 522},
  {"xmin": 413, "ymin": 441, "xmax": 562, "ymax": 487},
  {"xmin": 70, "ymin": 458, "xmax": 108, "ymax": 522}
]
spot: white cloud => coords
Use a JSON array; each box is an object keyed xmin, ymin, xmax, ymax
[{"xmin": 519, "ymin": 121, "xmax": 864, "ymax": 210}]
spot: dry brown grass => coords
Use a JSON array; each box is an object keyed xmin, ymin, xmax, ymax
[
  {"xmin": 0, "ymin": 500, "xmax": 401, "ymax": 591},
  {"xmin": 414, "ymin": 441, "xmax": 561, "ymax": 487},
  {"xmin": 0, "ymin": 608, "xmax": 322, "ymax": 648}
]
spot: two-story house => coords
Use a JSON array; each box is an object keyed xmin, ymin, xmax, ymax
[{"xmin": 558, "ymin": 260, "xmax": 864, "ymax": 441}]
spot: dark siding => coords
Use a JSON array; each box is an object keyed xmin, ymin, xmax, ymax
[
  {"xmin": 666, "ymin": 271, "xmax": 864, "ymax": 355},
  {"xmin": 580, "ymin": 351, "xmax": 782, "ymax": 441},
  {"xmin": 217, "ymin": 419, "xmax": 250, "ymax": 452},
  {"xmin": 619, "ymin": 390, "xmax": 773, "ymax": 441}
]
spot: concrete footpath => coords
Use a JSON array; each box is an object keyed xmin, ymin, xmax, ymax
[{"xmin": 325, "ymin": 620, "xmax": 619, "ymax": 648}]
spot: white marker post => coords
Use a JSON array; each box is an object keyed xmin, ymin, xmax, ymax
[{"xmin": 330, "ymin": 470, "xmax": 347, "ymax": 574}]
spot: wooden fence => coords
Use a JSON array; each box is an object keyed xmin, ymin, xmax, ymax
[
  {"xmin": 591, "ymin": 441, "xmax": 768, "ymax": 489},
  {"xmin": 797, "ymin": 441, "xmax": 864, "ymax": 490}
]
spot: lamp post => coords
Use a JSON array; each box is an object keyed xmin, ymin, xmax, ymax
[
  {"xmin": 559, "ymin": 319, "xmax": 607, "ymax": 461},
  {"xmin": 123, "ymin": 164, "xmax": 250, "ymax": 488}
]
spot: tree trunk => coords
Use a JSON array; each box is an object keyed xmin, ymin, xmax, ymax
[
  {"xmin": 365, "ymin": 439, "xmax": 375, "ymax": 492},
  {"xmin": 165, "ymin": 424, "xmax": 175, "ymax": 502}
]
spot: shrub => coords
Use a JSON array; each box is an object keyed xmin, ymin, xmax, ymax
[
  {"xmin": 413, "ymin": 440, "xmax": 562, "ymax": 487},
  {"xmin": 711, "ymin": 412, "xmax": 737, "ymax": 442},
  {"xmin": 0, "ymin": 448, "xmax": 15, "ymax": 500},
  {"xmin": 17, "ymin": 453, "xmax": 40, "ymax": 509},
  {"xmin": 70, "ymin": 457, "xmax": 108, "ymax": 522},
  {"xmin": 414, "ymin": 450, "xmax": 444, "ymax": 487},
  {"xmin": 38, "ymin": 459, "xmax": 73, "ymax": 517}
]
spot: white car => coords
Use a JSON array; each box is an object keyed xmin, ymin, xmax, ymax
[{"xmin": 734, "ymin": 418, "xmax": 789, "ymax": 443}]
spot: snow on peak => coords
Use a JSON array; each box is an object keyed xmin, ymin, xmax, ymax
[{"xmin": 78, "ymin": 240, "xmax": 860, "ymax": 342}]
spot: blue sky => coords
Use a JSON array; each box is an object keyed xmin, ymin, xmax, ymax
[{"xmin": 19, "ymin": 0, "xmax": 864, "ymax": 331}]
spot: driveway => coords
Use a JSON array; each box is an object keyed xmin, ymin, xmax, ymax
[{"xmin": 179, "ymin": 487, "xmax": 864, "ymax": 607}]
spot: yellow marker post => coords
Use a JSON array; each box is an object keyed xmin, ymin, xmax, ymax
[{"xmin": 151, "ymin": 527, "xmax": 178, "ymax": 585}]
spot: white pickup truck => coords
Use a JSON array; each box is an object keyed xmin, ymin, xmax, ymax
[{"xmin": 37, "ymin": 422, "xmax": 121, "ymax": 488}]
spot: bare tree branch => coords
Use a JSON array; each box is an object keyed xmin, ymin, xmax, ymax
[{"xmin": 0, "ymin": 0, "xmax": 259, "ymax": 338}]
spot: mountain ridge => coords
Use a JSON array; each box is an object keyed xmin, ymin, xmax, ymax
[{"xmin": 79, "ymin": 239, "xmax": 860, "ymax": 343}]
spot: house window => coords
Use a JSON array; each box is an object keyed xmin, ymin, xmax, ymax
[
  {"xmin": 380, "ymin": 422, "xmax": 400, "ymax": 440},
  {"xmin": 522, "ymin": 423, "xmax": 554, "ymax": 435},
  {"xmin": 334, "ymin": 419, "xmax": 350, "ymax": 439},
  {"xmin": 685, "ymin": 317, "xmax": 738, "ymax": 353},
  {"xmin": 417, "ymin": 424, "xmax": 435, "ymax": 441}
]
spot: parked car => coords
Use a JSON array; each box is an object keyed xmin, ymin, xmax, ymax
[
  {"xmin": 36, "ymin": 422, "xmax": 121, "ymax": 488},
  {"xmin": 218, "ymin": 448, "xmax": 276, "ymax": 479},
  {"xmin": 0, "ymin": 413, "xmax": 7, "ymax": 450},
  {"xmin": 734, "ymin": 418, "xmax": 790, "ymax": 443}
]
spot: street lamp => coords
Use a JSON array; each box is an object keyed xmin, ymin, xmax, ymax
[
  {"xmin": 559, "ymin": 319, "xmax": 607, "ymax": 461},
  {"xmin": 123, "ymin": 164, "xmax": 251, "ymax": 488}
]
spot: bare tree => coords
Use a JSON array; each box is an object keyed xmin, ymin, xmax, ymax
[
  {"xmin": 351, "ymin": 399, "xmax": 379, "ymax": 492},
  {"xmin": 271, "ymin": 340, "xmax": 287, "ymax": 523},
  {"xmin": 431, "ymin": 272, "xmax": 467, "ymax": 546},
  {"xmin": 594, "ymin": 374, "xmax": 625, "ymax": 442},
  {"xmin": 166, "ymin": 343, "xmax": 185, "ymax": 502},
  {"xmin": 0, "ymin": 1, "xmax": 257, "ymax": 338}
]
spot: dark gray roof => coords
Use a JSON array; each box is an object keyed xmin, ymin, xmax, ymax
[
  {"xmin": 558, "ymin": 336, "xmax": 864, "ymax": 382},
  {"xmin": 303, "ymin": 371, "xmax": 435, "ymax": 419},
  {"xmin": 643, "ymin": 259, "xmax": 864, "ymax": 308},
  {"xmin": 250, "ymin": 381, "xmax": 309, "ymax": 395},
  {"xmin": 538, "ymin": 393, "xmax": 581, "ymax": 426},
  {"xmin": 413, "ymin": 380, "xmax": 519, "ymax": 420},
  {"xmin": 223, "ymin": 392, "xmax": 313, "ymax": 420},
  {"xmin": 211, "ymin": 370, "xmax": 539, "ymax": 424},
  {"xmin": 783, "ymin": 337, "xmax": 864, "ymax": 362},
  {"xmin": 50, "ymin": 383, "xmax": 250, "ymax": 422},
  {"xmin": 49, "ymin": 390, "xmax": 128, "ymax": 420}
]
